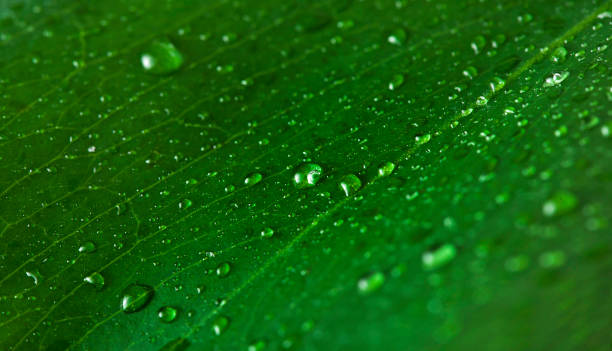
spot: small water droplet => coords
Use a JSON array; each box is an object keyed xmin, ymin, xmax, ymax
[
  {"xmin": 179, "ymin": 199, "xmax": 192, "ymax": 209},
  {"xmin": 121, "ymin": 284, "xmax": 154, "ymax": 313},
  {"xmin": 83, "ymin": 272, "xmax": 105, "ymax": 289},
  {"xmin": 212, "ymin": 315, "xmax": 230, "ymax": 335},
  {"xmin": 542, "ymin": 190, "xmax": 577, "ymax": 217},
  {"xmin": 293, "ymin": 163, "xmax": 323, "ymax": 189},
  {"xmin": 141, "ymin": 40, "xmax": 184, "ymax": 75},
  {"xmin": 377, "ymin": 161, "xmax": 396, "ymax": 177},
  {"xmin": 475, "ymin": 96, "xmax": 488, "ymax": 106},
  {"xmin": 157, "ymin": 306, "xmax": 178, "ymax": 323},
  {"xmin": 422, "ymin": 244, "xmax": 456, "ymax": 270},
  {"xmin": 357, "ymin": 271, "xmax": 385, "ymax": 294},
  {"xmin": 470, "ymin": 35, "xmax": 486, "ymax": 54},
  {"xmin": 216, "ymin": 262, "xmax": 231, "ymax": 277},
  {"xmin": 78, "ymin": 241, "xmax": 96, "ymax": 253},
  {"xmin": 244, "ymin": 172, "xmax": 263, "ymax": 186},
  {"xmin": 338, "ymin": 174, "xmax": 361, "ymax": 196}
]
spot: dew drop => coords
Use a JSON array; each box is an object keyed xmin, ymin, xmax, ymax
[
  {"xmin": 415, "ymin": 133, "xmax": 431, "ymax": 145},
  {"xmin": 542, "ymin": 190, "xmax": 577, "ymax": 217},
  {"xmin": 78, "ymin": 241, "xmax": 96, "ymax": 253},
  {"xmin": 422, "ymin": 244, "xmax": 456, "ymax": 270},
  {"xmin": 244, "ymin": 172, "xmax": 263, "ymax": 186},
  {"xmin": 216, "ymin": 262, "xmax": 231, "ymax": 277},
  {"xmin": 141, "ymin": 40, "xmax": 184, "ymax": 75},
  {"xmin": 357, "ymin": 271, "xmax": 385, "ymax": 294},
  {"xmin": 83, "ymin": 272, "xmax": 105, "ymax": 289},
  {"xmin": 377, "ymin": 161, "xmax": 396, "ymax": 177},
  {"xmin": 121, "ymin": 284, "xmax": 154, "ymax": 313},
  {"xmin": 470, "ymin": 35, "xmax": 486, "ymax": 54},
  {"xmin": 293, "ymin": 163, "xmax": 323, "ymax": 189},
  {"xmin": 212, "ymin": 315, "xmax": 230, "ymax": 336},
  {"xmin": 338, "ymin": 174, "xmax": 361, "ymax": 196},
  {"xmin": 475, "ymin": 96, "xmax": 488, "ymax": 106},
  {"xmin": 248, "ymin": 340, "xmax": 266, "ymax": 351},
  {"xmin": 157, "ymin": 306, "xmax": 178, "ymax": 323},
  {"xmin": 550, "ymin": 46, "xmax": 567, "ymax": 63},
  {"xmin": 538, "ymin": 250, "xmax": 566, "ymax": 268},
  {"xmin": 387, "ymin": 28, "xmax": 406, "ymax": 45},
  {"xmin": 543, "ymin": 71, "xmax": 570, "ymax": 87},
  {"xmin": 388, "ymin": 74, "xmax": 404, "ymax": 90},
  {"xmin": 260, "ymin": 227, "xmax": 274, "ymax": 238},
  {"xmin": 25, "ymin": 270, "xmax": 42, "ymax": 286}
]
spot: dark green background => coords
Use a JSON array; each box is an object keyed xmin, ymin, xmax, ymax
[{"xmin": 1, "ymin": 0, "xmax": 611, "ymax": 350}]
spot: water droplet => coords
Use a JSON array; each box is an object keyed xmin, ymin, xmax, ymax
[
  {"xmin": 542, "ymin": 191, "xmax": 577, "ymax": 217},
  {"xmin": 121, "ymin": 284, "xmax": 154, "ymax": 313},
  {"xmin": 83, "ymin": 272, "xmax": 105, "ymax": 289},
  {"xmin": 248, "ymin": 340, "xmax": 266, "ymax": 351},
  {"xmin": 489, "ymin": 77, "xmax": 506, "ymax": 92},
  {"xmin": 141, "ymin": 40, "xmax": 184, "ymax": 75},
  {"xmin": 505, "ymin": 255, "xmax": 529, "ymax": 272},
  {"xmin": 338, "ymin": 174, "xmax": 361, "ymax": 196},
  {"xmin": 78, "ymin": 241, "xmax": 96, "ymax": 253},
  {"xmin": 388, "ymin": 74, "xmax": 404, "ymax": 90},
  {"xmin": 538, "ymin": 250, "xmax": 566, "ymax": 268},
  {"xmin": 25, "ymin": 270, "xmax": 42, "ymax": 286},
  {"xmin": 470, "ymin": 35, "xmax": 486, "ymax": 54},
  {"xmin": 415, "ymin": 133, "xmax": 431, "ymax": 145},
  {"xmin": 260, "ymin": 227, "xmax": 274, "ymax": 238},
  {"xmin": 475, "ymin": 96, "xmax": 488, "ymax": 106},
  {"xmin": 212, "ymin": 315, "xmax": 230, "ymax": 336},
  {"xmin": 387, "ymin": 28, "xmax": 406, "ymax": 45},
  {"xmin": 422, "ymin": 244, "xmax": 456, "ymax": 270},
  {"xmin": 293, "ymin": 163, "xmax": 323, "ymax": 189},
  {"xmin": 157, "ymin": 306, "xmax": 178, "ymax": 323},
  {"xmin": 462, "ymin": 66, "xmax": 478, "ymax": 79},
  {"xmin": 244, "ymin": 172, "xmax": 263, "ymax": 186},
  {"xmin": 377, "ymin": 161, "xmax": 396, "ymax": 177},
  {"xmin": 550, "ymin": 46, "xmax": 567, "ymax": 63},
  {"xmin": 543, "ymin": 71, "xmax": 569, "ymax": 87},
  {"xmin": 179, "ymin": 199, "xmax": 192, "ymax": 209},
  {"xmin": 357, "ymin": 271, "xmax": 385, "ymax": 294},
  {"xmin": 216, "ymin": 262, "xmax": 231, "ymax": 277}
]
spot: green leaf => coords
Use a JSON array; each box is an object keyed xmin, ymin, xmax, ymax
[{"xmin": 1, "ymin": 1, "xmax": 611, "ymax": 350}]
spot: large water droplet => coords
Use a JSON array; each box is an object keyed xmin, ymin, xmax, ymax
[
  {"xmin": 377, "ymin": 161, "xmax": 396, "ymax": 177},
  {"xmin": 121, "ymin": 284, "xmax": 154, "ymax": 313},
  {"xmin": 78, "ymin": 241, "xmax": 96, "ymax": 253},
  {"xmin": 244, "ymin": 172, "xmax": 263, "ymax": 186},
  {"xmin": 141, "ymin": 40, "xmax": 184, "ymax": 75},
  {"xmin": 216, "ymin": 262, "xmax": 231, "ymax": 277},
  {"xmin": 248, "ymin": 340, "xmax": 266, "ymax": 351},
  {"xmin": 260, "ymin": 227, "xmax": 274, "ymax": 238},
  {"xmin": 212, "ymin": 315, "xmax": 230, "ymax": 336},
  {"xmin": 293, "ymin": 163, "xmax": 323, "ymax": 189},
  {"xmin": 388, "ymin": 74, "xmax": 404, "ymax": 90},
  {"xmin": 542, "ymin": 190, "xmax": 577, "ymax": 217},
  {"xmin": 338, "ymin": 174, "xmax": 361, "ymax": 196},
  {"xmin": 357, "ymin": 271, "xmax": 385, "ymax": 294},
  {"xmin": 543, "ymin": 71, "xmax": 570, "ymax": 87},
  {"xmin": 550, "ymin": 46, "xmax": 567, "ymax": 63},
  {"xmin": 83, "ymin": 272, "xmax": 105, "ymax": 289},
  {"xmin": 422, "ymin": 244, "xmax": 456, "ymax": 270},
  {"xmin": 25, "ymin": 270, "xmax": 42, "ymax": 286},
  {"xmin": 415, "ymin": 133, "xmax": 431, "ymax": 145},
  {"xmin": 157, "ymin": 306, "xmax": 178, "ymax": 323}
]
